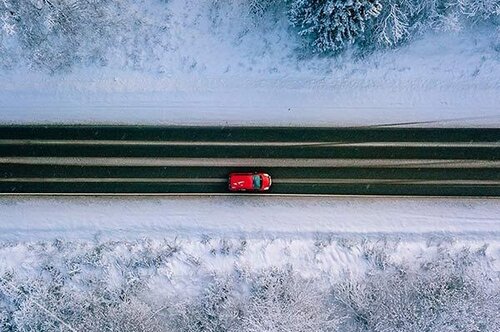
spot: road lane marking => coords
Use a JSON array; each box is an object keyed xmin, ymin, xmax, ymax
[
  {"xmin": 0, "ymin": 178, "xmax": 498, "ymax": 186},
  {"xmin": 274, "ymin": 179, "xmax": 500, "ymax": 185},
  {"xmin": 0, "ymin": 177, "xmax": 226, "ymax": 183},
  {"xmin": 1, "ymin": 157, "xmax": 499, "ymax": 168},
  {"xmin": 0, "ymin": 139, "xmax": 499, "ymax": 148},
  {"xmin": 1, "ymin": 193, "xmax": 499, "ymax": 198}
]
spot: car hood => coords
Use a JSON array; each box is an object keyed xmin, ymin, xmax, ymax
[{"xmin": 261, "ymin": 174, "xmax": 271, "ymax": 189}]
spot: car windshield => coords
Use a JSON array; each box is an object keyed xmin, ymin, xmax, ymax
[{"xmin": 252, "ymin": 175, "xmax": 261, "ymax": 189}]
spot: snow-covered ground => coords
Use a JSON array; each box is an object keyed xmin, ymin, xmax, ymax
[
  {"xmin": 0, "ymin": 1, "xmax": 499, "ymax": 126},
  {"xmin": 1, "ymin": 196, "xmax": 499, "ymax": 331},
  {"xmin": 1, "ymin": 195, "xmax": 499, "ymax": 297},
  {"xmin": 1, "ymin": 196, "xmax": 499, "ymax": 242},
  {"xmin": 1, "ymin": 195, "xmax": 499, "ymax": 276}
]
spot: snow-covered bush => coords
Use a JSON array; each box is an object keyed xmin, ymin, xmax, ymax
[
  {"xmin": 458, "ymin": 0, "xmax": 500, "ymax": 19},
  {"xmin": 0, "ymin": 275, "xmax": 15, "ymax": 332},
  {"xmin": 169, "ymin": 267, "xmax": 339, "ymax": 332},
  {"xmin": 1, "ymin": 239, "xmax": 499, "ymax": 331},
  {"xmin": 169, "ymin": 275, "xmax": 244, "ymax": 332},
  {"xmin": 0, "ymin": 0, "xmax": 115, "ymax": 72},
  {"xmin": 10, "ymin": 279, "xmax": 164, "ymax": 331},
  {"xmin": 288, "ymin": 0, "xmax": 383, "ymax": 53},
  {"xmin": 334, "ymin": 245, "xmax": 500, "ymax": 331},
  {"xmin": 362, "ymin": 0, "xmax": 500, "ymax": 49},
  {"xmin": 408, "ymin": 0, "xmax": 498, "ymax": 32},
  {"xmin": 360, "ymin": 238, "xmax": 395, "ymax": 269},
  {"xmin": 242, "ymin": 267, "xmax": 339, "ymax": 332},
  {"xmin": 0, "ymin": 0, "xmax": 172, "ymax": 72},
  {"xmin": 206, "ymin": 0, "xmax": 287, "ymax": 41},
  {"xmin": 0, "ymin": 240, "xmax": 170, "ymax": 331},
  {"xmin": 248, "ymin": 0, "xmax": 283, "ymax": 18}
]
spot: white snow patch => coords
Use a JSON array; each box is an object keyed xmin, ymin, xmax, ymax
[
  {"xmin": 0, "ymin": 196, "xmax": 498, "ymax": 242},
  {"xmin": 0, "ymin": 20, "xmax": 498, "ymax": 126}
]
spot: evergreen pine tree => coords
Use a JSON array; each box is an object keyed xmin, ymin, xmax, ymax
[{"xmin": 288, "ymin": 0, "xmax": 382, "ymax": 53}]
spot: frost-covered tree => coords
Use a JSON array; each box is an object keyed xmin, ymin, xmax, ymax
[
  {"xmin": 364, "ymin": 0, "xmax": 500, "ymax": 49},
  {"xmin": 1, "ymin": 239, "xmax": 500, "ymax": 331},
  {"xmin": 421, "ymin": 0, "xmax": 500, "ymax": 31},
  {"xmin": 167, "ymin": 267, "xmax": 340, "ymax": 332},
  {"xmin": 169, "ymin": 276, "xmax": 244, "ymax": 332},
  {"xmin": 458, "ymin": 0, "xmax": 500, "ymax": 19},
  {"xmin": 334, "ymin": 245, "xmax": 500, "ymax": 332},
  {"xmin": 372, "ymin": 1, "xmax": 411, "ymax": 46},
  {"xmin": 242, "ymin": 267, "xmax": 339, "ymax": 332},
  {"xmin": 0, "ymin": 0, "xmax": 172, "ymax": 72},
  {"xmin": 288, "ymin": 0, "xmax": 383, "ymax": 53},
  {"xmin": 248, "ymin": 0, "xmax": 282, "ymax": 17},
  {"xmin": 0, "ymin": 0, "xmax": 114, "ymax": 72}
]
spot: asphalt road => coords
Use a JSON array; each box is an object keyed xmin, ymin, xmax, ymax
[{"xmin": 0, "ymin": 126, "xmax": 499, "ymax": 196}]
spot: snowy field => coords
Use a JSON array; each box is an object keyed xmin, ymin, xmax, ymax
[
  {"xmin": 1, "ymin": 235, "xmax": 499, "ymax": 331},
  {"xmin": 0, "ymin": 0, "xmax": 499, "ymax": 126},
  {"xmin": 1, "ymin": 0, "xmax": 500, "ymax": 330},
  {"xmin": 1, "ymin": 196, "xmax": 500, "ymax": 242},
  {"xmin": 1, "ymin": 196, "xmax": 499, "ymax": 330}
]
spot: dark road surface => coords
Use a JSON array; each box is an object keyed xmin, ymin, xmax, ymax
[{"xmin": 0, "ymin": 126, "xmax": 498, "ymax": 196}]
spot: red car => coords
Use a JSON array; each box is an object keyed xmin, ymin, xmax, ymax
[{"xmin": 228, "ymin": 172, "xmax": 272, "ymax": 192}]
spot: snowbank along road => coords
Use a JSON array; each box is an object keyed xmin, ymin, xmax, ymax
[{"xmin": 0, "ymin": 126, "xmax": 499, "ymax": 196}]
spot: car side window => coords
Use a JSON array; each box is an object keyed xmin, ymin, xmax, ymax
[{"xmin": 252, "ymin": 175, "xmax": 261, "ymax": 189}]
